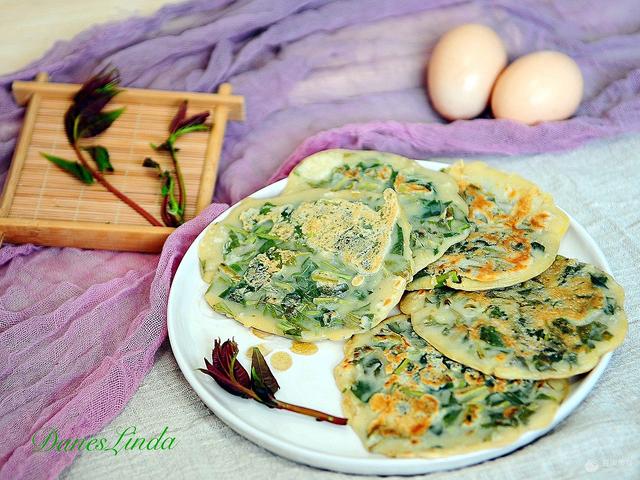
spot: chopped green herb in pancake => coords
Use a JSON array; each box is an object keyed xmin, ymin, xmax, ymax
[
  {"xmin": 335, "ymin": 314, "xmax": 567, "ymax": 457},
  {"xmin": 402, "ymin": 256, "xmax": 628, "ymax": 379},
  {"xmin": 408, "ymin": 161, "xmax": 569, "ymax": 291},
  {"xmin": 199, "ymin": 189, "xmax": 412, "ymax": 341},
  {"xmin": 283, "ymin": 149, "xmax": 471, "ymax": 273}
]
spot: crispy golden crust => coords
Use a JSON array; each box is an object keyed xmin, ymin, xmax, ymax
[
  {"xmin": 407, "ymin": 161, "xmax": 569, "ymax": 291},
  {"xmin": 335, "ymin": 315, "xmax": 567, "ymax": 457},
  {"xmin": 406, "ymin": 256, "xmax": 628, "ymax": 379}
]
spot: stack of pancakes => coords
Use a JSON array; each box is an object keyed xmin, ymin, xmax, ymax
[{"xmin": 198, "ymin": 149, "xmax": 627, "ymax": 457}]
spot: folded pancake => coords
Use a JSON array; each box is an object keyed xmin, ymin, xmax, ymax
[
  {"xmin": 283, "ymin": 149, "xmax": 471, "ymax": 273},
  {"xmin": 199, "ymin": 189, "xmax": 413, "ymax": 341},
  {"xmin": 334, "ymin": 314, "xmax": 567, "ymax": 457},
  {"xmin": 402, "ymin": 256, "xmax": 628, "ymax": 379},
  {"xmin": 407, "ymin": 161, "xmax": 569, "ymax": 291}
]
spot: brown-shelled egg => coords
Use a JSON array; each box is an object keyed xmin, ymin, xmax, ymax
[
  {"xmin": 491, "ymin": 50, "xmax": 584, "ymax": 125},
  {"xmin": 427, "ymin": 24, "xmax": 507, "ymax": 120}
]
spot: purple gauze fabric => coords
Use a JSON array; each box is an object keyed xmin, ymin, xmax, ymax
[{"xmin": 1, "ymin": 1, "xmax": 640, "ymax": 478}]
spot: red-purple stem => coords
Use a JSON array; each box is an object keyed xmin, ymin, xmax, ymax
[{"xmin": 73, "ymin": 144, "xmax": 163, "ymax": 226}]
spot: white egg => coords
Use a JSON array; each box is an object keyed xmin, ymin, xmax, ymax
[
  {"xmin": 427, "ymin": 24, "xmax": 507, "ymax": 120},
  {"xmin": 491, "ymin": 51, "xmax": 584, "ymax": 125}
]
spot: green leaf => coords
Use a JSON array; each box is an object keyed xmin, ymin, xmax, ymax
[
  {"xmin": 589, "ymin": 273, "xmax": 608, "ymax": 288},
  {"xmin": 559, "ymin": 263, "xmax": 583, "ymax": 284},
  {"xmin": 78, "ymin": 107, "xmax": 125, "ymax": 138},
  {"xmin": 479, "ymin": 325, "xmax": 505, "ymax": 347},
  {"xmin": 443, "ymin": 407, "xmax": 462, "ymax": 426},
  {"xmin": 393, "ymin": 358, "xmax": 411, "ymax": 374},
  {"xmin": 390, "ymin": 225, "xmax": 404, "ymax": 255},
  {"xmin": 259, "ymin": 202, "xmax": 275, "ymax": 215},
  {"xmin": 552, "ymin": 318, "xmax": 573, "ymax": 334},
  {"xmin": 488, "ymin": 306, "xmax": 507, "ymax": 319},
  {"xmin": 41, "ymin": 152, "xmax": 94, "ymax": 184},
  {"xmin": 577, "ymin": 321, "xmax": 610, "ymax": 348},
  {"xmin": 603, "ymin": 297, "xmax": 616, "ymax": 315},
  {"xmin": 536, "ymin": 393, "xmax": 554, "ymax": 401},
  {"xmin": 83, "ymin": 146, "xmax": 113, "ymax": 172},
  {"xmin": 503, "ymin": 391, "xmax": 526, "ymax": 405},
  {"xmin": 258, "ymin": 239, "xmax": 276, "ymax": 253},
  {"xmin": 386, "ymin": 321, "xmax": 406, "ymax": 335},
  {"xmin": 159, "ymin": 171, "xmax": 173, "ymax": 198},
  {"xmin": 435, "ymin": 270, "xmax": 461, "ymax": 286},
  {"xmin": 359, "ymin": 355, "xmax": 383, "ymax": 376},
  {"xmin": 515, "ymin": 406, "xmax": 535, "ymax": 425},
  {"xmin": 485, "ymin": 392, "xmax": 505, "ymax": 405},
  {"xmin": 400, "ymin": 386, "xmax": 423, "ymax": 397},
  {"xmin": 531, "ymin": 241, "xmax": 546, "ymax": 252},
  {"xmin": 351, "ymin": 380, "xmax": 377, "ymax": 403},
  {"xmin": 421, "ymin": 199, "xmax": 444, "ymax": 218},
  {"xmin": 174, "ymin": 123, "xmax": 209, "ymax": 138}
]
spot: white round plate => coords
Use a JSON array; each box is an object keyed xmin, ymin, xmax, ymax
[{"xmin": 168, "ymin": 161, "xmax": 612, "ymax": 475}]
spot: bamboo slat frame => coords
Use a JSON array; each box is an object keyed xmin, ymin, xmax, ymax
[{"xmin": 0, "ymin": 74, "xmax": 244, "ymax": 252}]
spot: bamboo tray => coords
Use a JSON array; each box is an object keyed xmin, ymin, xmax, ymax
[{"xmin": 0, "ymin": 73, "xmax": 244, "ymax": 252}]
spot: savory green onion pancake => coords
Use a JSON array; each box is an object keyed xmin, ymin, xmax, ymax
[
  {"xmin": 407, "ymin": 161, "xmax": 569, "ymax": 291},
  {"xmin": 402, "ymin": 256, "xmax": 627, "ymax": 379},
  {"xmin": 335, "ymin": 314, "xmax": 567, "ymax": 457},
  {"xmin": 283, "ymin": 149, "xmax": 471, "ymax": 273},
  {"xmin": 199, "ymin": 189, "xmax": 413, "ymax": 341}
]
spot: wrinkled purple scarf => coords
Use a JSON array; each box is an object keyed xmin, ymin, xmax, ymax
[{"xmin": 1, "ymin": 1, "xmax": 640, "ymax": 478}]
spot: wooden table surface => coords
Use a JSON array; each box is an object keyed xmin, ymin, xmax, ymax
[{"xmin": 0, "ymin": 0, "xmax": 171, "ymax": 76}]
